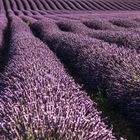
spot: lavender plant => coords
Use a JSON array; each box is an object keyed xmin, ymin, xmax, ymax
[
  {"xmin": 109, "ymin": 18, "xmax": 139, "ymax": 28},
  {"xmin": 82, "ymin": 19, "xmax": 116, "ymax": 30},
  {"xmin": 90, "ymin": 30, "xmax": 140, "ymax": 51}
]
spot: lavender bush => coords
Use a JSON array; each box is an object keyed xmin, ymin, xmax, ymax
[
  {"xmin": 90, "ymin": 30, "xmax": 140, "ymax": 51},
  {"xmin": 82, "ymin": 19, "xmax": 116, "ymax": 30},
  {"xmin": 109, "ymin": 18, "xmax": 139, "ymax": 28}
]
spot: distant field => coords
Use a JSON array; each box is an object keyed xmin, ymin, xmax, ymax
[
  {"xmin": 0, "ymin": 0, "xmax": 140, "ymax": 140},
  {"xmin": 2, "ymin": 0, "xmax": 140, "ymax": 11}
]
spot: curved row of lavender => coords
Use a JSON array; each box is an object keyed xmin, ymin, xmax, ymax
[
  {"xmin": 0, "ymin": 16, "xmax": 116, "ymax": 139},
  {"xmin": 45, "ymin": 19, "xmax": 140, "ymax": 51},
  {"xmin": 31, "ymin": 19, "xmax": 140, "ymax": 133}
]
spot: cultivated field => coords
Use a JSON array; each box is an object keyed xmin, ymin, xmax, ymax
[{"xmin": 0, "ymin": 0, "xmax": 140, "ymax": 140}]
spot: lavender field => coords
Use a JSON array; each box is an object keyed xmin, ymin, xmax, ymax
[{"xmin": 0, "ymin": 0, "xmax": 140, "ymax": 140}]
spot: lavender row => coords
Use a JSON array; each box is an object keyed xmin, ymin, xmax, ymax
[
  {"xmin": 0, "ymin": 16, "xmax": 116, "ymax": 139},
  {"xmin": 109, "ymin": 18, "xmax": 140, "ymax": 28},
  {"xmin": 90, "ymin": 30, "xmax": 140, "ymax": 51},
  {"xmin": 45, "ymin": 19, "xmax": 140, "ymax": 51},
  {"xmin": 31, "ymin": 19, "xmax": 140, "ymax": 133}
]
